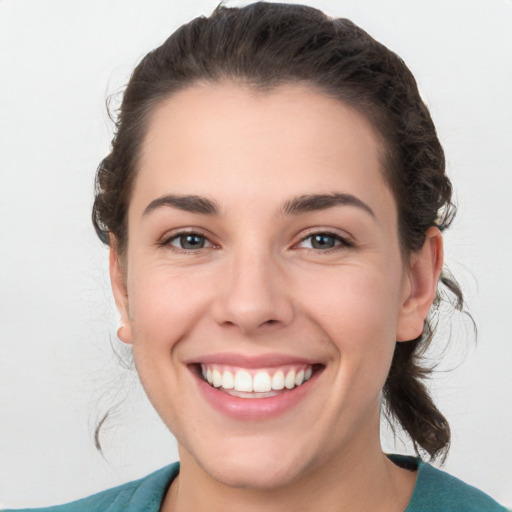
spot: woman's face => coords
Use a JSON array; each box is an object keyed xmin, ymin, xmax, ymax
[{"xmin": 112, "ymin": 83, "xmax": 429, "ymax": 489}]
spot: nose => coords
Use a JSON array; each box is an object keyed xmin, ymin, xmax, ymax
[{"xmin": 212, "ymin": 248, "xmax": 295, "ymax": 334}]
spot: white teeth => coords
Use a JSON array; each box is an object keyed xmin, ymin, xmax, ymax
[
  {"xmin": 271, "ymin": 370, "xmax": 285, "ymax": 390},
  {"xmin": 221, "ymin": 370, "xmax": 234, "ymax": 389},
  {"xmin": 284, "ymin": 370, "xmax": 296, "ymax": 389},
  {"xmin": 200, "ymin": 364, "xmax": 316, "ymax": 395},
  {"xmin": 253, "ymin": 371, "xmax": 272, "ymax": 392},
  {"xmin": 234, "ymin": 370, "xmax": 253, "ymax": 392},
  {"xmin": 212, "ymin": 369, "xmax": 222, "ymax": 388}
]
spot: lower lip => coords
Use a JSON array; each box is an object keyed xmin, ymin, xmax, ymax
[{"xmin": 194, "ymin": 369, "xmax": 321, "ymax": 420}]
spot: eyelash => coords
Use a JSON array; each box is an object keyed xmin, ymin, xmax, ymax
[
  {"xmin": 158, "ymin": 230, "xmax": 216, "ymax": 253},
  {"xmin": 295, "ymin": 231, "xmax": 354, "ymax": 253},
  {"xmin": 159, "ymin": 229, "xmax": 354, "ymax": 254}
]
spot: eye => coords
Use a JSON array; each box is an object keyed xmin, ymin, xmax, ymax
[
  {"xmin": 297, "ymin": 232, "xmax": 351, "ymax": 251},
  {"xmin": 167, "ymin": 233, "xmax": 213, "ymax": 250}
]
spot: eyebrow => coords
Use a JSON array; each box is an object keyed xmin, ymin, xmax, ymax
[
  {"xmin": 142, "ymin": 194, "xmax": 220, "ymax": 217},
  {"xmin": 142, "ymin": 192, "xmax": 374, "ymax": 218},
  {"xmin": 281, "ymin": 193, "xmax": 375, "ymax": 218}
]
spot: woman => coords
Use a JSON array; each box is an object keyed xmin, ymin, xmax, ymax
[{"xmin": 3, "ymin": 2, "xmax": 508, "ymax": 511}]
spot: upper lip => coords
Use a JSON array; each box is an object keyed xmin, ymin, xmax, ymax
[{"xmin": 184, "ymin": 352, "xmax": 322, "ymax": 368}]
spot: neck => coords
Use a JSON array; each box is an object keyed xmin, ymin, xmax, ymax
[{"xmin": 162, "ymin": 437, "xmax": 416, "ymax": 512}]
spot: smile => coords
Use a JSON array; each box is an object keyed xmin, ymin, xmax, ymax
[
  {"xmin": 200, "ymin": 364, "xmax": 314, "ymax": 397},
  {"xmin": 189, "ymin": 355, "xmax": 324, "ymax": 419}
]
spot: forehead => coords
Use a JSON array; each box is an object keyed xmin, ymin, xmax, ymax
[{"xmin": 133, "ymin": 82, "xmax": 395, "ymax": 220}]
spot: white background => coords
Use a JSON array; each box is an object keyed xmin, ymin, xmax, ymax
[{"xmin": 1, "ymin": 0, "xmax": 511, "ymax": 508}]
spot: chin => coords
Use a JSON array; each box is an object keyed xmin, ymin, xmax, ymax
[
  {"xmin": 186, "ymin": 434, "xmax": 316, "ymax": 491},
  {"xmin": 205, "ymin": 457, "xmax": 305, "ymax": 491}
]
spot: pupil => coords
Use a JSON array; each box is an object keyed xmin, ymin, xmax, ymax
[
  {"xmin": 181, "ymin": 234, "xmax": 204, "ymax": 249},
  {"xmin": 312, "ymin": 234, "xmax": 334, "ymax": 249}
]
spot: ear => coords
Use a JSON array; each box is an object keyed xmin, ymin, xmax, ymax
[
  {"xmin": 109, "ymin": 239, "xmax": 133, "ymax": 344},
  {"xmin": 396, "ymin": 226, "xmax": 444, "ymax": 342}
]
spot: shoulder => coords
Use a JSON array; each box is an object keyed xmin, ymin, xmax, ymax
[
  {"xmin": 2, "ymin": 463, "xmax": 180, "ymax": 512},
  {"xmin": 402, "ymin": 456, "xmax": 508, "ymax": 512}
]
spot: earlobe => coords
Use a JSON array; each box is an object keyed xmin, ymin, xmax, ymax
[
  {"xmin": 396, "ymin": 227, "xmax": 444, "ymax": 342},
  {"xmin": 117, "ymin": 324, "xmax": 132, "ymax": 344},
  {"xmin": 109, "ymin": 240, "xmax": 133, "ymax": 345}
]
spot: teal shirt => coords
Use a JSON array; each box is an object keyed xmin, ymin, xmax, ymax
[{"xmin": 4, "ymin": 456, "xmax": 508, "ymax": 512}]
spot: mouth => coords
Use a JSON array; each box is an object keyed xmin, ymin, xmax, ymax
[
  {"xmin": 198, "ymin": 363, "xmax": 322, "ymax": 398},
  {"xmin": 187, "ymin": 353, "xmax": 325, "ymax": 419}
]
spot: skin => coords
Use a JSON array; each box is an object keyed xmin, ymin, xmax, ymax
[{"xmin": 110, "ymin": 82, "xmax": 443, "ymax": 511}]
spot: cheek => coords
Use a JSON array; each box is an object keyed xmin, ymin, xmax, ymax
[
  {"xmin": 125, "ymin": 259, "xmax": 209, "ymax": 359},
  {"xmin": 299, "ymin": 264, "xmax": 402, "ymax": 374},
  {"xmin": 125, "ymin": 269, "xmax": 205, "ymax": 419},
  {"xmin": 303, "ymin": 264, "xmax": 402, "ymax": 330}
]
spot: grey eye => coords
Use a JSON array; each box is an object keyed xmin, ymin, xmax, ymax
[
  {"xmin": 298, "ymin": 233, "xmax": 342, "ymax": 250},
  {"xmin": 172, "ymin": 234, "xmax": 207, "ymax": 250},
  {"xmin": 310, "ymin": 234, "xmax": 338, "ymax": 249}
]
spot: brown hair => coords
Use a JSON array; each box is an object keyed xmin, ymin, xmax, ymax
[{"xmin": 93, "ymin": 2, "xmax": 463, "ymax": 460}]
